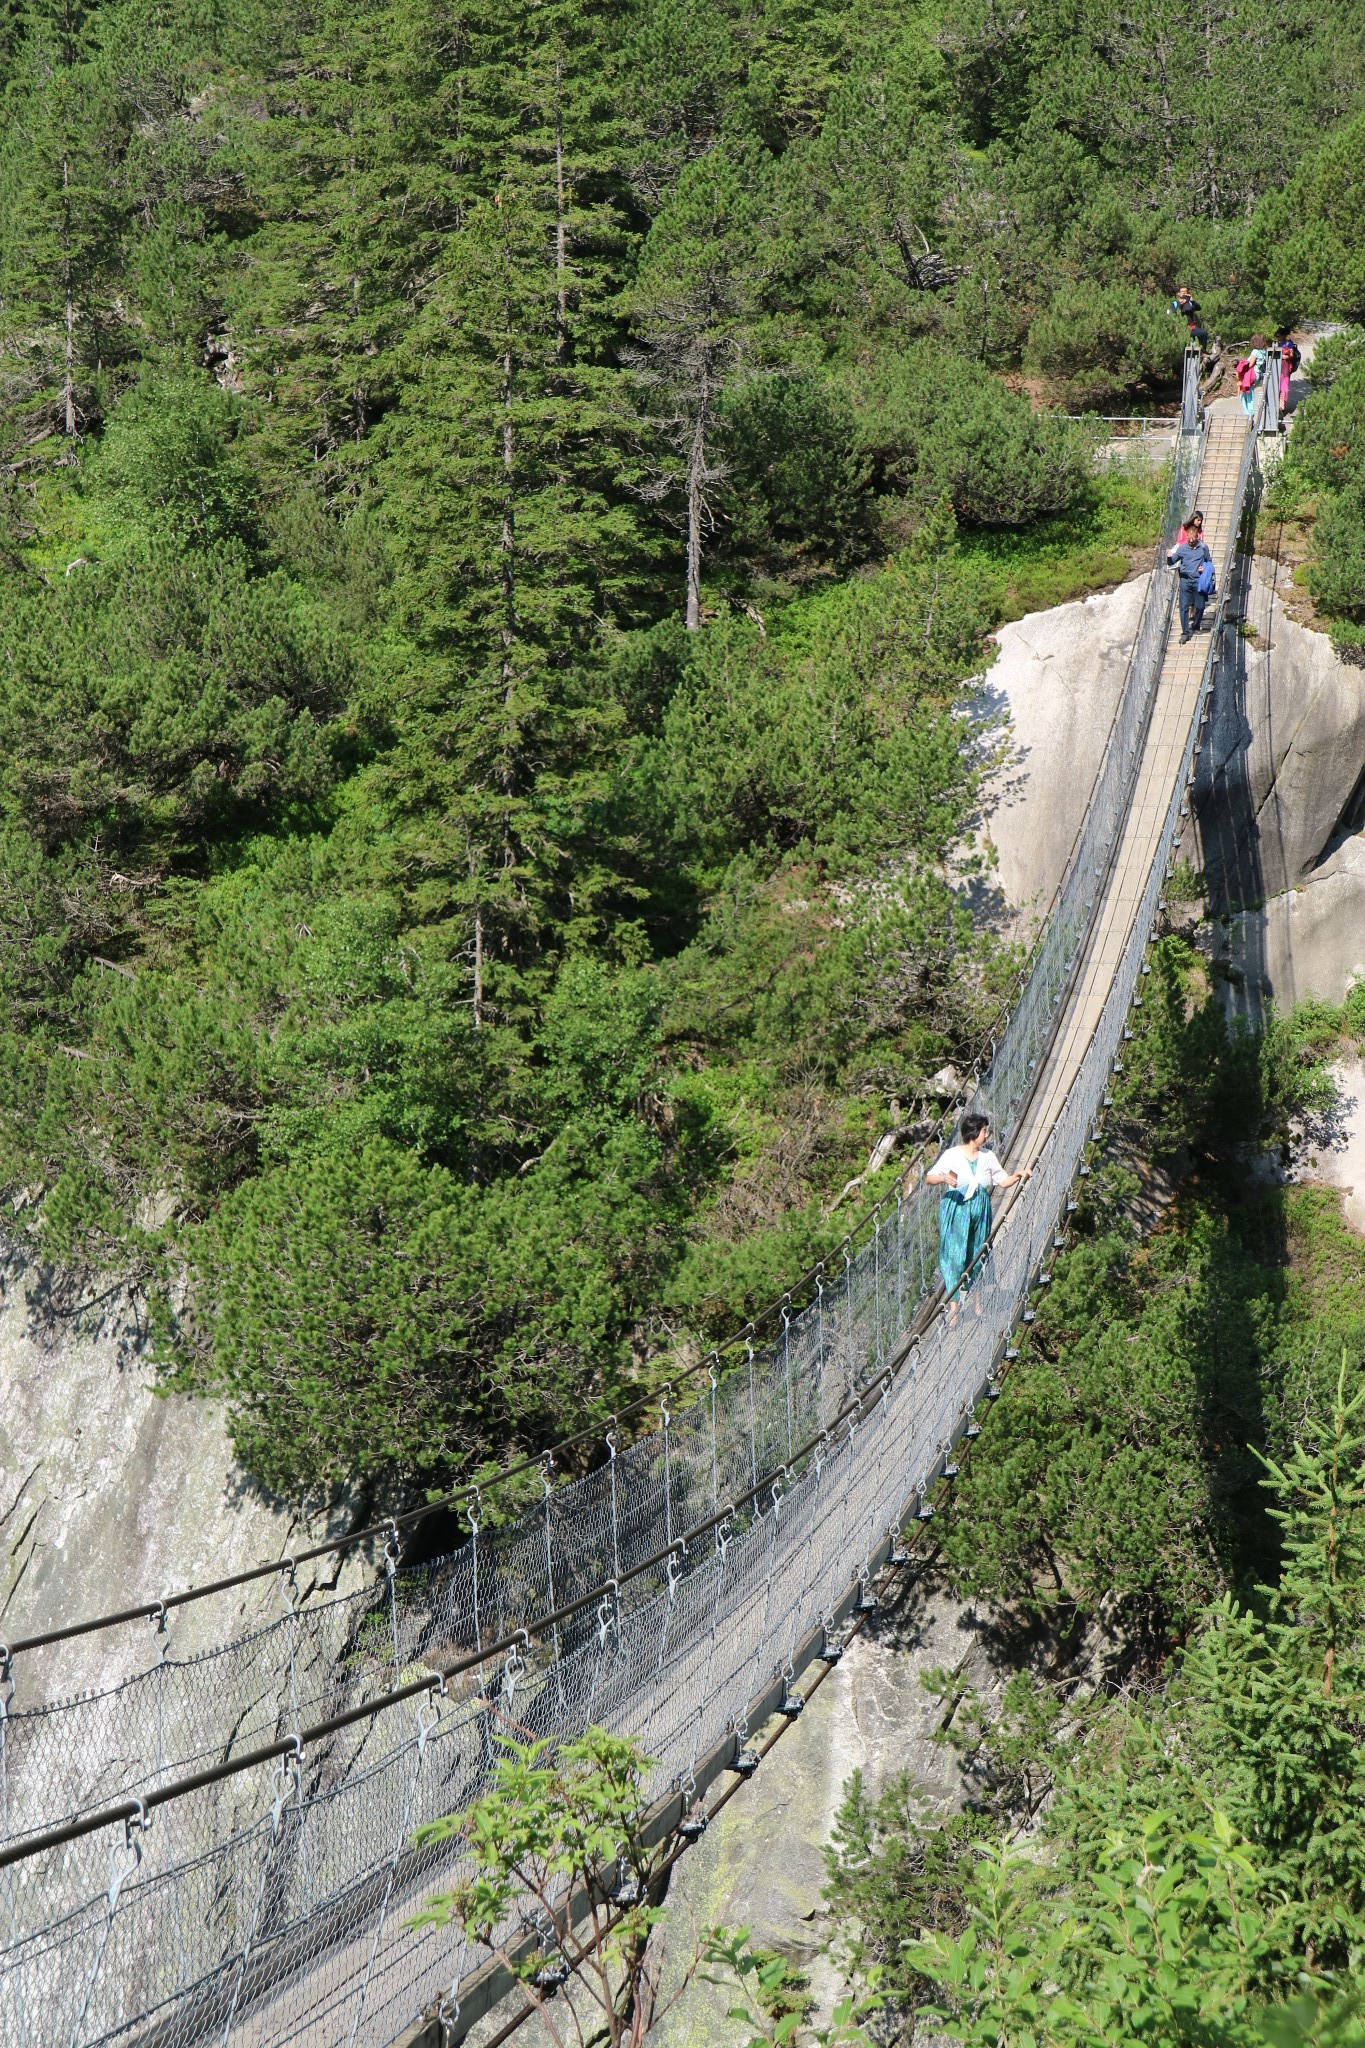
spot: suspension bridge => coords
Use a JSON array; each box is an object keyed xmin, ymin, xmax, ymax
[{"xmin": 0, "ymin": 363, "xmax": 1265, "ymax": 2047}]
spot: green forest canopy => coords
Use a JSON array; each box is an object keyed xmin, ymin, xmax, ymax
[{"xmin": 1, "ymin": 0, "xmax": 1364, "ymax": 1495}]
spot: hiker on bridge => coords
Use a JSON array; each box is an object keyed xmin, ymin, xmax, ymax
[
  {"xmin": 1236, "ymin": 339, "xmax": 1268, "ymax": 416},
  {"xmin": 1166, "ymin": 512, "xmax": 1214, "ymax": 643},
  {"xmin": 926, "ymin": 1113, "xmax": 1033, "ymax": 1309},
  {"xmin": 1276, "ymin": 333, "xmax": 1301, "ymax": 423},
  {"xmin": 1170, "ymin": 286, "xmax": 1208, "ymax": 350}
]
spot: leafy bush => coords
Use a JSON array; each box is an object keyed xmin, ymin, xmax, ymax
[
  {"xmin": 1025, "ymin": 281, "xmax": 1184, "ymax": 407},
  {"xmin": 167, "ymin": 1114, "xmax": 676, "ymax": 1489},
  {"xmin": 722, "ymin": 372, "xmax": 876, "ymax": 566},
  {"xmin": 1307, "ymin": 486, "xmax": 1365, "ymax": 622},
  {"xmin": 1246, "ymin": 113, "xmax": 1365, "ymax": 328},
  {"xmin": 89, "ymin": 371, "xmax": 258, "ymax": 554},
  {"xmin": 845, "ymin": 352, "xmax": 1093, "ymax": 526},
  {"xmin": 1282, "ymin": 356, "xmax": 1365, "ymax": 622},
  {"xmin": 1304, "ymin": 326, "xmax": 1365, "ymax": 390},
  {"xmin": 1285, "ymin": 357, "xmax": 1365, "ymax": 495}
]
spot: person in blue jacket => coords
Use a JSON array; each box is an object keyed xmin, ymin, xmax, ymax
[{"xmin": 1166, "ymin": 511, "xmax": 1214, "ymax": 643}]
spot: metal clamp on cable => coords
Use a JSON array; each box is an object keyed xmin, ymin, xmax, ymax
[
  {"xmin": 436, "ymin": 1981, "xmax": 461, "ymax": 2046},
  {"xmin": 148, "ymin": 1600, "xmax": 171, "ymax": 1664},
  {"xmin": 676, "ymin": 1766, "xmax": 707, "ymax": 1840},
  {"xmin": 502, "ymin": 1632, "xmax": 529, "ymax": 1708}
]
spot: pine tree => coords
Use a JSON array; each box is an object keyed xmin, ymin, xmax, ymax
[
  {"xmin": 1199, "ymin": 1359, "xmax": 1365, "ymax": 1964},
  {"xmin": 375, "ymin": 77, "xmax": 652, "ymax": 1028},
  {"xmin": 221, "ymin": 0, "xmax": 497, "ymax": 486},
  {"xmin": 771, "ymin": 35, "xmax": 953, "ymax": 338},
  {"xmin": 628, "ymin": 142, "xmax": 758, "ymax": 627},
  {"xmin": 0, "ymin": 0, "xmax": 129, "ymax": 450}
]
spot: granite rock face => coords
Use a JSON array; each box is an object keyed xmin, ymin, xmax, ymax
[
  {"xmin": 980, "ymin": 542, "xmax": 1365, "ymax": 1015},
  {"xmin": 1193, "ymin": 554, "xmax": 1365, "ymax": 1015},
  {"xmin": 1294, "ymin": 1056, "xmax": 1365, "ymax": 1235},
  {"xmin": 977, "ymin": 573, "xmax": 1150, "ymax": 938},
  {"xmin": 0, "ymin": 1243, "xmax": 361, "ymax": 1710}
]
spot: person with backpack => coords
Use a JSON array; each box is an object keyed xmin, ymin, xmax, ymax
[
  {"xmin": 1277, "ymin": 333, "xmax": 1301, "ymax": 420},
  {"xmin": 1166, "ymin": 512, "xmax": 1214, "ymax": 643},
  {"xmin": 1236, "ymin": 338, "xmax": 1268, "ymax": 417}
]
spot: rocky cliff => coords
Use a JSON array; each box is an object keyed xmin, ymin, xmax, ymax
[
  {"xmin": 976, "ymin": 573, "xmax": 1150, "ymax": 938},
  {"xmin": 1194, "ymin": 550, "xmax": 1365, "ymax": 1016},
  {"xmin": 977, "ymin": 535, "xmax": 1365, "ymax": 1020},
  {"xmin": 0, "ymin": 1246, "xmax": 361, "ymax": 1709}
]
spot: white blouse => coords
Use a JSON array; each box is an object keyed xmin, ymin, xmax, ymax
[{"xmin": 931, "ymin": 1146, "xmax": 1006, "ymax": 1200}]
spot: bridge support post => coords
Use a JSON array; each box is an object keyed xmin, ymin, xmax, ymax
[{"xmin": 1180, "ymin": 343, "xmax": 1203, "ymax": 435}]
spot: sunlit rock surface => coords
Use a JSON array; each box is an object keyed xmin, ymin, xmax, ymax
[
  {"xmin": 1195, "ymin": 553, "xmax": 1365, "ymax": 1016},
  {"xmin": 1294, "ymin": 1056, "xmax": 1365, "ymax": 1235},
  {"xmin": 0, "ymin": 1246, "xmax": 360, "ymax": 1708},
  {"xmin": 976, "ymin": 572, "xmax": 1150, "ymax": 940}
]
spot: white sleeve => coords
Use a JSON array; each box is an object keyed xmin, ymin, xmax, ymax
[
  {"xmin": 932, "ymin": 1147, "xmax": 962, "ymax": 1180},
  {"xmin": 983, "ymin": 1151, "xmax": 1008, "ymax": 1186}
]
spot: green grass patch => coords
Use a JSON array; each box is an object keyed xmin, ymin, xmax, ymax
[{"xmin": 957, "ymin": 465, "xmax": 1167, "ymax": 624}]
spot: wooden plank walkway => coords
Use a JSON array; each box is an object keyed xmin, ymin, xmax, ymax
[{"xmin": 1009, "ymin": 411, "xmax": 1251, "ymax": 1167}]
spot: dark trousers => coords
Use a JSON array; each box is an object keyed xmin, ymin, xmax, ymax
[{"xmin": 1177, "ymin": 578, "xmax": 1207, "ymax": 639}]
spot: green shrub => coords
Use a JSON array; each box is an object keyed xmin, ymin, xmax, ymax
[
  {"xmin": 1304, "ymin": 326, "xmax": 1365, "ymax": 390},
  {"xmin": 1307, "ymin": 485, "xmax": 1365, "ymax": 621},
  {"xmin": 1283, "ymin": 356, "xmax": 1365, "ymax": 622},
  {"xmin": 1245, "ymin": 113, "xmax": 1365, "ymax": 328},
  {"xmin": 845, "ymin": 352, "xmax": 1093, "ymax": 526},
  {"xmin": 1025, "ymin": 282, "xmax": 1184, "ymax": 407},
  {"xmin": 721, "ymin": 372, "xmax": 876, "ymax": 566}
]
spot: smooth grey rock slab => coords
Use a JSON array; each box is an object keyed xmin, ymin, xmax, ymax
[
  {"xmin": 0, "ymin": 1243, "xmax": 362, "ymax": 1708},
  {"xmin": 978, "ymin": 575, "xmax": 1150, "ymax": 940}
]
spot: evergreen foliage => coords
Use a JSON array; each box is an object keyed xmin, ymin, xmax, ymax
[
  {"xmin": 0, "ymin": 0, "xmax": 1359, "ymax": 1494},
  {"xmin": 822, "ymin": 972, "xmax": 1365, "ymax": 2043}
]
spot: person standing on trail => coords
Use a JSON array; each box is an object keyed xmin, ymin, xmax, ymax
[
  {"xmin": 1277, "ymin": 333, "xmax": 1301, "ymax": 422},
  {"xmin": 1166, "ymin": 511, "xmax": 1214, "ymax": 643},
  {"xmin": 1171, "ymin": 286, "xmax": 1208, "ymax": 350},
  {"xmin": 926, "ymin": 1113, "xmax": 1033, "ymax": 1310},
  {"xmin": 1236, "ymin": 338, "xmax": 1267, "ymax": 416}
]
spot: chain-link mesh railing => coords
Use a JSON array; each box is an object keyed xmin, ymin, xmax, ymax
[
  {"xmin": 0, "ymin": 421, "xmax": 1204, "ymax": 1831},
  {"xmin": 0, "ymin": 421, "xmax": 1253, "ymax": 2048}
]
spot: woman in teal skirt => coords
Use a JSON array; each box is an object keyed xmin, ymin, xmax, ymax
[{"xmin": 926, "ymin": 1112, "xmax": 1033, "ymax": 1305}]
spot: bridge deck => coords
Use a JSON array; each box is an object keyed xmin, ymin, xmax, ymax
[{"xmin": 1009, "ymin": 412, "xmax": 1246, "ymax": 1165}]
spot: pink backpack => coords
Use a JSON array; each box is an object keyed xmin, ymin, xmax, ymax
[{"xmin": 1237, "ymin": 357, "xmax": 1256, "ymax": 392}]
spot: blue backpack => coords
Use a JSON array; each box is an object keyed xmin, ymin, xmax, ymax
[{"xmin": 1196, "ymin": 558, "xmax": 1216, "ymax": 597}]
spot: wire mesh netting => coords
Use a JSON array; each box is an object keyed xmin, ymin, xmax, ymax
[{"xmin": 0, "ymin": 418, "xmax": 1253, "ymax": 2048}]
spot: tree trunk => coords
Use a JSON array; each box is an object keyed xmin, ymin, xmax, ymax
[
  {"xmin": 685, "ymin": 403, "xmax": 707, "ymax": 631},
  {"xmin": 61, "ymin": 157, "xmax": 77, "ymax": 438},
  {"xmin": 501, "ymin": 341, "xmax": 517, "ymax": 770},
  {"xmin": 554, "ymin": 56, "xmax": 569, "ymax": 365}
]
